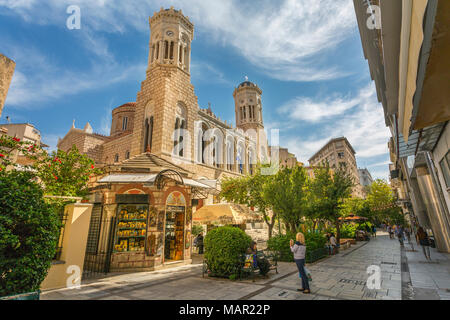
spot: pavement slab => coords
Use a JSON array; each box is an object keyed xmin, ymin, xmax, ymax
[{"xmin": 40, "ymin": 231, "xmax": 447, "ymax": 300}]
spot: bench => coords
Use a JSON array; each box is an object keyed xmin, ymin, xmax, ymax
[
  {"xmin": 339, "ymin": 240, "xmax": 351, "ymax": 250},
  {"xmin": 238, "ymin": 250, "xmax": 279, "ymax": 282},
  {"xmin": 201, "ymin": 250, "xmax": 278, "ymax": 281},
  {"xmin": 341, "ymin": 238, "xmax": 357, "ymax": 245}
]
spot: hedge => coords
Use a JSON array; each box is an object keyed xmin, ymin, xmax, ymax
[
  {"xmin": 204, "ymin": 226, "xmax": 252, "ymax": 278},
  {"xmin": 0, "ymin": 171, "xmax": 60, "ymax": 296}
]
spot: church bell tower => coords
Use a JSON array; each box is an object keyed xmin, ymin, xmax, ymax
[{"xmin": 147, "ymin": 7, "xmax": 193, "ymax": 74}]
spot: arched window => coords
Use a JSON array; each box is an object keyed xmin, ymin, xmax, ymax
[
  {"xmin": 156, "ymin": 42, "xmax": 160, "ymax": 60},
  {"xmin": 173, "ymin": 103, "xmax": 187, "ymax": 157},
  {"xmin": 179, "ymin": 44, "xmax": 183, "ymax": 63},
  {"xmin": 249, "ymin": 148, "xmax": 255, "ymax": 175},
  {"xmin": 212, "ymin": 136, "xmax": 218, "ymax": 168},
  {"xmin": 125, "ymin": 151, "xmax": 130, "ymax": 160},
  {"xmin": 170, "ymin": 42, "xmax": 174, "ymax": 60},
  {"xmin": 237, "ymin": 141, "xmax": 245, "ymax": 174},
  {"xmin": 151, "ymin": 45, "xmax": 155, "ymax": 63},
  {"xmin": 122, "ymin": 117, "xmax": 128, "ymax": 131},
  {"xmin": 173, "ymin": 118, "xmax": 180, "ymax": 155},
  {"xmin": 201, "ymin": 124, "xmax": 208, "ymax": 164},
  {"xmin": 164, "ymin": 41, "xmax": 169, "ymax": 59},
  {"xmin": 143, "ymin": 102, "xmax": 154, "ymax": 152},
  {"xmin": 179, "ymin": 119, "xmax": 186, "ymax": 157},
  {"xmin": 226, "ymin": 136, "xmax": 234, "ymax": 171},
  {"xmin": 114, "ymin": 154, "xmax": 119, "ymax": 163}
]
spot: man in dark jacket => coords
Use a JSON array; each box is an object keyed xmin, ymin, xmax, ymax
[{"xmin": 196, "ymin": 233, "xmax": 204, "ymax": 254}]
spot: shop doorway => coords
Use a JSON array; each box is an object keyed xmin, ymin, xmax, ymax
[{"xmin": 164, "ymin": 192, "xmax": 186, "ymax": 262}]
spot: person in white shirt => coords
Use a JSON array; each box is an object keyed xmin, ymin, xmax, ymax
[
  {"xmin": 329, "ymin": 233, "xmax": 337, "ymax": 255},
  {"xmin": 290, "ymin": 232, "xmax": 310, "ymax": 294}
]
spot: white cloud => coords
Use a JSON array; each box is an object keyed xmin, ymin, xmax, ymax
[
  {"xmin": 2, "ymin": 38, "xmax": 146, "ymax": 108},
  {"xmin": 0, "ymin": 0, "xmax": 357, "ymax": 82},
  {"xmin": 278, "ymin": 83, "xmax": 391, "ymax": 172},
  {"xmin": 190, "ymin": 61, "xmax": 232, "ymax": 85},
  {"xmin": 278, "ymin": 84, "xmax": 375, "ymax": 122},
  {"xmin": 6, "ymin": 59, "xmax": 146, "ymax": 108}
]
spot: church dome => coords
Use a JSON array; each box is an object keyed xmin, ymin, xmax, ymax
[{"xmin": 238, "ymin": 81, "xmax": 257, "ymax": 88}]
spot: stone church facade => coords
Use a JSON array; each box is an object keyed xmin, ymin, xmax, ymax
[{"xmin": 58, "ymin": 7, "xmax": 270, "ymax": 194}]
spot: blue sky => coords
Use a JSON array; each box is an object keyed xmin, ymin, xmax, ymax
[{"xmin": 0, "ymin": 0, "xmax": 391, "ymax": 180}]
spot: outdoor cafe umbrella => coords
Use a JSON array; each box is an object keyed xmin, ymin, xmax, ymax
[
  {"xmin": 338, "ymin": 215, "xmax": 368, "ymax": 221},
  {"xmin": 193, "ymin": 204, "xmax": 261, "ymax": 226}
]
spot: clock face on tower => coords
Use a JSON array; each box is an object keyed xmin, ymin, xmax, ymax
[{"xmin": 166, "ymin": 31, "xmax": 174, "ymax": 37}]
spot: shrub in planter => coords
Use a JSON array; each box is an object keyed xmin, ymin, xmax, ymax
[
  {"xmin": 0, "ymin": 171, "xmax": 60, "ymax": 297},
  {"xmin": 266, "ymin": 232, "xmax": 296, "ymax": 262},
  {"xmin": 340, "ymin": 224, "xmax": 357, "ymax": 239},
  {"xmin": 204, "ymin": 226, "xmax": 252, "ymax": 278}
]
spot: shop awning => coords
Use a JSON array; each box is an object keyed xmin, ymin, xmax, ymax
[
  {"xmin": 398, "ymin": 122, "xmax": 445, "ymax": 158},
  {"xmin": 193, "ymin": 204, "xmax": 262, "ymax": 225},
  {"xmin": 183, "ymin": 178, "xmax": 214, "ymax": 189},
  {"xmin": 98, "ymin": 174, "xmax": 157, "ymax": 183},
  {"xmin": 97, "ymin": 173, "xmax": 215, "ymax": 190},
  {"xmin": 339, "ymin": 215, "xmax": 368, "ymax": 221}
]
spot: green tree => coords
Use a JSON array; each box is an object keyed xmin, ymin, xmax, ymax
[
  {"xmin": 220, "ymin": 165, "xmax": 277, "ymax": 238},
  {"xmin": 0, "ymin": 135, "xmax": 43, "ymax": 172},
  {"xmin": 310, "ymin": 163, "xmax": 354, "ymax": 243},
  {"xmin": 366, "ymin": 179, "xmax": 403, "ymax": 224},
  {"xmin": 33, "ymin": 145, "xmax": 102, "ymax": 198},
  {"xmin": 341, "ymin": 197, "xmax": 372, "ymax": 221},
  {"xmin": 263, "ymin": 166, "xmax": 310, "ymax": 233},
  {"xmin": 0, "ymin": 171, "xmax": 60, "ymax": 296}
]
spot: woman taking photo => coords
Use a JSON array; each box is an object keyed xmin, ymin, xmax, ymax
[{"xmin": 290, "ymin": 232, "xmax": 310, "ymax": 294}]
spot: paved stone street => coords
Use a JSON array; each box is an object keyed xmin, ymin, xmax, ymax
[{"xmin": 41, "ymin": 232, "xmax": 449, "ymax": 300}]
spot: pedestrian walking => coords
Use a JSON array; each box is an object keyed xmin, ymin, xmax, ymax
[
  {"xmin": 290, "ymin": 233, "xmax": 310, "ymax": 294},
  {"xmin": 417, "ymin": 226, "xmax": 431, "ymax": 260},
  {"xmin": 326, "ymin": 232, "xmax": 333, "ymax": 255},
  {"xmin": 387, "ymin": 225, "xmax": 393, "ymax": 239},
  {"xmin": 372, "ymin": 225, "xmax": 377, "ymax": 237},
  {"xmin": 196, "ymin": 232, "xmax": 204, "ymax": 254},
  {"xmin": 405, "ymin": 228, "xmax": 414, "ymax": 251},
  {"xmin": 329, "ymin": 233, "xmax": 338, "ymax": 254},
  {"xmin": 396, "ymin": 226, "xmax": 404, "ymax": 246}
]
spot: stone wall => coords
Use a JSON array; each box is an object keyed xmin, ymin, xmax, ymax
[
  {"xmin": 101, "ymin": 133, "xmax": 134, "ymax": 164},
  {"xmin": 0, "ymin": 54, "xmax": 16, "ymax": 117}
]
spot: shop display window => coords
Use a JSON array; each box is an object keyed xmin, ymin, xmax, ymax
[{"xmin": 115, "ymin": 204, "xmax": 148, "ymax": 252}]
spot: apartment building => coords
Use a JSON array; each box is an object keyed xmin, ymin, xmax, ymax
[{"xmin": 308, "ymin": 137, "xmax": 365, "ymax": 198}]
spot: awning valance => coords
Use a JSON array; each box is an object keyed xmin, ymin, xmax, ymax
[
  {"xmin": 193, "ymin": 204, "xmax": 262, "ymax": 225},
  {"xmin": 97, "ymin": 173, "xmax": 214, "ymax": 191},
  {"xmin": 98, "ymin": 174, "xmax": 157, "ymax": 183}
]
